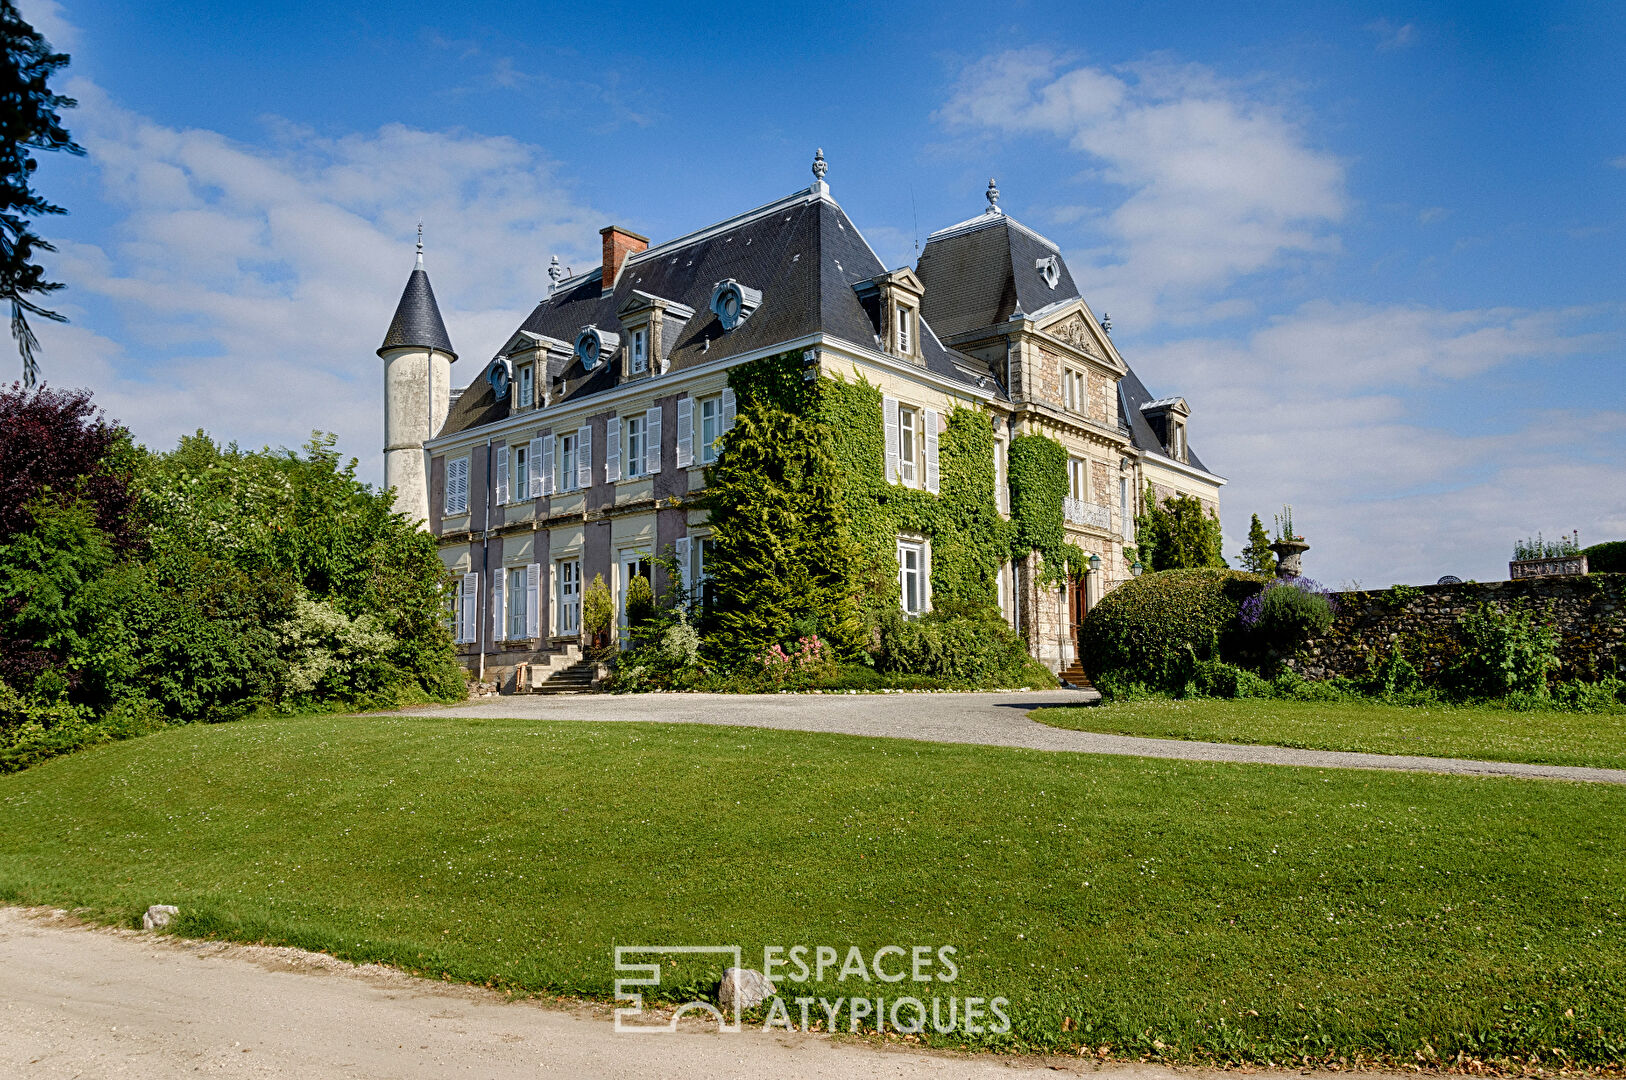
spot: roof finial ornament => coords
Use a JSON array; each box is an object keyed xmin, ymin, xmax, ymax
[
  {"xmin": 986, "ymin": 178, "xmax": 1001, "ymax": 215},
  {"xmin": 810, "ymin": 147, "xmax": 829, "ymax": 194},
  {"xmin": 547, "ymin": 254, "xmax": 567, "ymax": 294},
  {"xmin": 415, "ymin": 221, "xmax": 424, "ymax": 267}
]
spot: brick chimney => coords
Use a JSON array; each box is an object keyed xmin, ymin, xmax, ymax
[{"xmin": 600, "ymin": 226, "xmax": 649, "ymax": 290}]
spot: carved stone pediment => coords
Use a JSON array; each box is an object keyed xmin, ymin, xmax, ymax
[{"xmin": 1049, "ymin": 314, "xmax": 1097, "ymax": 354}]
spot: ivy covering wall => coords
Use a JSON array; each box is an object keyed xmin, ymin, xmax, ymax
[
  {"xmin": 702, "ymin": 351, "xmax": 1019, "ymax": 656},
  {"xmin": 1007, "ymin": 433, "xmax": 1088, "ymax": 585}
]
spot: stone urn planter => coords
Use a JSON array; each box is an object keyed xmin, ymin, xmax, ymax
[
  {"xmin": 1269, "ymin": 538, "xmax": 1309, "ymax": 579},
  {"xmin": 1510, "ymin": 554, "xmax": 1588, "ymax": 580}
]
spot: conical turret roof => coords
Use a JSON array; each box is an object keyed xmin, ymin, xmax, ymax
[{"xmin": 378, "ymin": 264, "xmax": 457, "ymax": 360}]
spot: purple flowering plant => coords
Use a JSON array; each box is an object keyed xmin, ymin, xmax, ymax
[{"xmin": 1239, "ymin": 577, "xmax": 1338, "ymax": 629}]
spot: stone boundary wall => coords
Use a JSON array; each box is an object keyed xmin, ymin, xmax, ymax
[{"xmin": 1291, "ymin": 574, "xmax": 1626, "ymax": 683}]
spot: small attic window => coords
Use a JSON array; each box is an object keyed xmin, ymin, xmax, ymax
[
  {"xmin": 1036, "ymin": 255, "xmax": 1060, "ymax": 290},
  {"xmin": 710, "ymin": 279, "xmax": 762, "ymax": 331},
  {"xmin": 574, "ymin": 325, "xmax": 620, "ymax": 370},
  {"xmin": 487, "ymin": 357, "xmax": 511, "ymax": 400}
]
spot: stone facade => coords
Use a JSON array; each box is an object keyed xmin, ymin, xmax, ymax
[{"xmin": 1291, "ymin": 575, "xmax": 1626, "ymax": 683}]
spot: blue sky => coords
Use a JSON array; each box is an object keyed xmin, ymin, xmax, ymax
[{"xmin": 17, "ymin": 0, "xmax": 1626, "ymax": 585}]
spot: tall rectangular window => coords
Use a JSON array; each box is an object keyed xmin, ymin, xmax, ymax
[
  {"xmin": 517, "ymin": 364, "xmax": 534, "ymax": 409},
  {"xmin": 898, "ymin": 539, "xmax": 926, "ymax": 616},
  {"xmin": 699, "ymin": 396, "xmax": 722, "ymax": 463},
  {"xmin": 896, "ymin": 305, "xmax": 913, "ymax": 354},
  {"xmin": 557, "ymin": 433, "xmax": 577, "ymax": 492},
  {"xmin": 690, "ymin": 535, "xmax": 716, "ymax": 612},
  {"xmin": 631, "ymin": 329, "xmax": 647, "ymax": 373},
  {"xmin": 556, "ymin": 559, "xmax": 581, "ymax": 635},
  {"xmin": 1069, "ymin": 457, "xmax": 1088, "ymax": 502},
  {"xmin": 507, "ymin": 566, "xmax": 528, "ymax": 640},
  {"xmin": 1120, "ymin": 477, "xmax": 1130, "ymax": 538},
  {"xmin": 898, "ymin": 406, "xmax": 918, "ymax": 486},
  {"xmin": 512, "ymin": 444, "xmax": 529, "ymax": 499},
  {"xmin": 994, "ymin": 438, "xmax": 1007, "ymax": 513},
  {"xmin": 1064, "ymin": 369, "xmax": 1087, "ymax": 413},
  {"xmin": 625, "ymin": 413, "xmax": 646, "ymax": 477}
]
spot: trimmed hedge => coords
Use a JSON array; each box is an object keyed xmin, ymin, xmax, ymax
[
  {"xmin": 1079, "ymin": 568, "xmax": 1268, "ymax": 690},
  {"xmin": 876, "ymin": 611, "xmax": 1046, "ymax": 686},
  {"xmin": 1584, "ymin": 541, "xmax": 1626, "ymax": 575}
]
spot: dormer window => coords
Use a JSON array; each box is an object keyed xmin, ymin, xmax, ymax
[
  {"xmin": 631, "ymin": 329, "xmax": 647, "ymax": 373},
  {"xmin": 1139, "ymin": 396, "xmax": 1191, "ymax": 463},
  {"xmin": 853, "ymin": 266, "xmax": 927, "ymax": 366},
  {"xmin": 487, "ymin": 357, "xmax": 511, "ymax": 400},
  {"xmin": 710, "ymin": 279, "xmax": 762, "ymax": 331},
  {"xmin": 574, "ymin": 325, "xmax": 620, "ymax": 371},
  {"xmin": 1036, "ymin": 255, "xmax": 1060, "ymax": 290},
  {"xmin": 616, "ymin": 290, "xmax": 695, "ymax": 380}
]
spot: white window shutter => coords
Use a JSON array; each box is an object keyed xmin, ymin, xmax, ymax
[
  {"xmin": 924, "ymin": 408, "xmax": 940, "ymax": 494},
  {"xmin": 605, "ymin": 417, "xmax": 621, "ymax": 483},
  {"xmin": 540, "ymin": 436, "xmax": 554, "ymax": 496},
  {"xmin": 494, "ymin": 446, "xmax": 509, "ymax": 506},
  {"xmin": 676, "ymin": 396, "xmax": 694, "ymax": 467},
  {"xmin": 526, "ymin": 563, "xmax": 540, "ymax": 639},
  {"xmin": 674, "ymin": 536, "xmax": 690, "ymax": 605},
  {"xmin": 492, "ymin": 573, "xmax": 506, "ymax": 642},
  {"xmin": 460, "ymin": 572, "xmax": 477, "ymax": 644},
  {"xmin": 445, "ymin": 458, "xmax": 465, "ymax": 515},
  {"xmin": 576, "ymin": 425, "xmax": 592, "ymax": 490},
  {"xmin": 645, "ymin": 406, "xmax": 661, "ymax": 475},
  {"xmin": 883, "ymin": 396, "xmax": 900, "ymax": 483},
  {"xmin": 528, "ymin": 438, "xmax": 544, "ymax": 498},
  {"xmin": 721, "ymin": 387, "xmax": 736, "ymax": 433}
]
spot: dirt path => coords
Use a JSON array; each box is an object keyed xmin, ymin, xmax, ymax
[
  {"xmin": 406, "ymin": 690, "xmax": 1626, "ymax": 784},
  {"xmin": 1, "ymin": 907, "xmax": 1228, "ymax": 1080}
]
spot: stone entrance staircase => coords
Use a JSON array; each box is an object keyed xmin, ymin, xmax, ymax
[
  {"xmin": 515, "ymin": 645, "xmax": 600, "ymax": 695},
  {"xmin": 1059, "ymin": 658, "xmax": 1093, "ymax": 690}
]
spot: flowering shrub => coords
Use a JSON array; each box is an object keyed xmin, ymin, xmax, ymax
[
  {"xmin": 1239, "ymin": 577, "xmax": 1336, "ymax": 628},
  {"xmin": 1240, "ymin": 577, "xmax": 1336, "ymax": 667},
  {"xmin": 759, "ymin": 635, "xmax": 838, "ymax": 687}
]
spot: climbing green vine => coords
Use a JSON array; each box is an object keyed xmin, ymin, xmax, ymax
[
  {"xmin": 1006, "ymin": 433, "xmax": 1088, "ymax": 585},
  {"xmin": 708, "ymin": 352, "xmax": 1012, "ymax": 642}
]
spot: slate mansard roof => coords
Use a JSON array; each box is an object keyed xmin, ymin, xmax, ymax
[
  {"xmin": 379, "ymin": 266, "xmax": 457, "ymax": 360},
  {"xmin": 1118, "ymin": 365, "xmax": 1211, "ymax": 474},
  {"xmin": 915, "ymin": 210, "xmax": 1082, "ymax": 339},
  {"xmin": 438, "ymin": 188, "xmax": 991, "ymax": 438},
  {"xmin": 430, "ymin": 180, "xmax": 1215, "ymax": 479}
]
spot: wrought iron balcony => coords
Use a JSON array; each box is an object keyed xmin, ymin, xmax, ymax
[{"xmin": 1063, "ymin": 497, "xmax": 1112, "ymax": 531}]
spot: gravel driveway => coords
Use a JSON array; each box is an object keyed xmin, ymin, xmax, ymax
[
  {"xmin": 412, "ymin": 689, "xmax": 1626, "ymax": 784},
  {"xmin": 0, "ymin": 908, "xmax": 1203, "ymax": 1080}
]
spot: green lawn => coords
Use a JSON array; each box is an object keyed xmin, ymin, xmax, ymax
[
  {"xmin": 1032, "ymin": 697, "xmax": 1626, "ymax": 770},
  {"xmin": 2, "ymin": 713, "xmax": 1623, "ymax": 1066}
]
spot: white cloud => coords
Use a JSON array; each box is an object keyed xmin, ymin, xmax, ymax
[
  {"xmin": 1132, "ymin": 302, "xmax": 1622, "ymax": 585},
  {"xmin": 32, "ymin": 79, "xmax": 605, "ymax": 481},
  {"xmin": 936, "ymin": 50, "xmax": 1345, "ymax": 324},
  {"xmin": 1367, "ymin": 19, "xmax": 1419, "ymax": 51},
  {"xmin": 1610, "ymin": 155, "xmax": 1626, "ymax": 170},
  {"xmin": 16, "ymin": 0, "xmax": 77, "ymax": 51}
]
